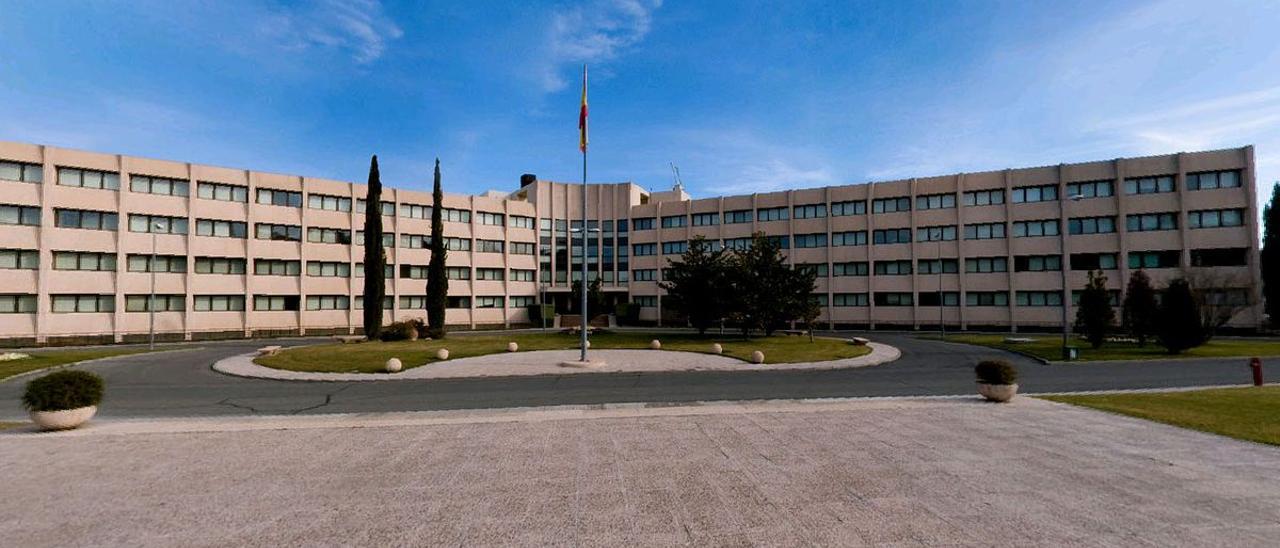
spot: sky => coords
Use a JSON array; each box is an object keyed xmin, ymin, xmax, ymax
[{"xmin": 2, "ymin": 0, "xmax": 1280, "ymax": 212}]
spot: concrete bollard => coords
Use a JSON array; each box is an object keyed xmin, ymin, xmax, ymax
[
  {"xmin": 385, "ymin": 358, "xmax": 402, "ymax": 373},
  {"xmin": 751, "ymin": 350, "xmax": 765, "ymax": 364},
  {"xmin": 712, "ymin": 343, "xmax": 723, "ymax": 354},
  {"xmin": 436, "ymin": 348, "xmax": 450, "ymax": 360},
  {"xmin": 650, "ymin": 339, "xmax": 662, "ymax": 350},
  {"xmin": 508, "ymin": 342, "xmax": 519, "ymax": 352},
  {"xmin": 1251, "ymin": 356, "xmax": 1264, "ymax": 386}
]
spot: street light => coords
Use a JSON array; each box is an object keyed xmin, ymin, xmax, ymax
[
  {"xmin": 938, "ymin": 236, "xmax": 946, "ymax": 341},
  {"xmin": 1060, "ymin": 194, "xmax": 1084, "ymax": 359},
  {"xmin": 570, "ymin": 225, "xmax": 601, "ymax": 361},
  {"xmin": 148, "ymin": 221, "xmax": 164, "ymax": 350}
]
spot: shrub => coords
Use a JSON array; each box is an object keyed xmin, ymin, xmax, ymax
[
  {"xmin": 975, "ymin": 360, "xmax": 1018, "ymax": 385},
  {"xmin": 22, "ymin": 370, "xmax": 105, "ymax": 412},
  {"xmin": 379, "ymin": 320, "xmax": 420, "ymax": 342}
]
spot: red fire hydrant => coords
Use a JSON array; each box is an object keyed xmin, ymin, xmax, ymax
[{"xmin": 1250, "ymin": 357, "xmax": 1264, "ymax": 387}]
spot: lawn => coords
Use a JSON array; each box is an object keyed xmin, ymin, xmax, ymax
[
  {"xmin": 1042, "ymin": 386, "xmax": 1280, "ymax": 446},
  {"xmin": 938, "ymin": 334, "xmax": 1280, "ymax": 362},
  {"xmin": 256, "ymin": 331, "xmax": 872, "ymax": 373},
  {"xmin": 0, "ymin": 348, "xmax": 153, "ymax": 381}
]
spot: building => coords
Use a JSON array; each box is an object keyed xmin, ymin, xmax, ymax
[{"xmin": 0, "ymin": 140, "xmax": 1262, "ymax": 344}]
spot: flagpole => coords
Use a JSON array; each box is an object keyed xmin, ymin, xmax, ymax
[{"xmin": 580, "ymin": 65, "xmax": 589, "ymax": 362}]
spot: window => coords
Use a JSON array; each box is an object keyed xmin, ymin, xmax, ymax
[
  {"xmin": 833, "ymin": 293, "xmax": 869, "ymax": 307},
  {"xmin": 1070, "ymin": 253, "xmax": 1118, "ymax": 270},
  {"xmin": 916, "ymin": 193, "xmax": 956, "ymax": 210},
  {"xmin": 130, "ymin": 175, "xmax": 188, "ymax": 197},
  {"xmin": 966, "ymin": 292, "xmax": 1009, "ymax": 306},
  {"xmin": 794, "ymin": 204, "xmax": 826, "ymax": 219},
  {"xmin": 509, "ymin": 269, "xmax": 535, "ymax": 282},
  {"xmin": 126, "ymin": 254, "xmax": 185, "ymax": 273},
  {"xmin": 57, "ymin": 167, "xmax": 119, "ymax": 190},
  {"xmin": 1065, "ymin": 180, "xmax": 1113, "ymax": 199},
  {"xmin": 1128, "ymin": 250, "xmax": 1180, "ymax": 269},
  {"xmin": 794, "ymin": 233, "xmax": 827, "ymax": 248},
  {"xmin": 509, "ymin": 296, "xmax": 536, "ymax": 308},
  {"xmin": 633, "ymin": 217, "xmax": 656, "ymax": 230},
  {"xmin": 832, "ymin": 262, "xmax": 868, "ymax": 276},
  {"xmin": 129, "ymin": 214, "xmax": 188, "ymax": 235},
  {"xmin": 0, "ymin": 249, "xmax": 38, "ymax": 270},
  {"xmin": 125, "ymin": 295, "xmax": 185, "ymax": 312},
  {"xmin": 355, "ymin": 231, "xmax": 396, "ymax": 247},
  {"xmin": 661, "ymin": 215, "xmax": 686, "ymax": 228},
  {"xmin": 1068, "ymin": 216, "xmax": 1116, "ymax": 235},
  {"xmin": 476, "ymin": 296, "xmax": 504, "ymax": 308},
  {"xmin": 357, "ymin": 200, "xmax": 396, "ymax": 216},
  {"xmin": 306, "ymin": 295, "xmax": 350, "ymax": 310},
  {"xmin": 633, "ymin": 295, "xmax": 658, "ymax": 307},
  {"xmin": 1126, "ymin": 212, "xmax": 1178, "ymax": 232},
  {"xmin": 963, "ymin": 222, "xmax": 1005, "ymax": 240},
  {"xmin": 965, "ymin": 257, "xmax": 1008, "ymax": 273},
  {"xmin": 473, "ymin": 239, "xmax": 502, "ymax": 254},
  {"xmin": 918, "ymin": 292, "xmax": 960, "ymax": 306},
  {"xmin": 355, "ymin": 296, "xmax": 393, "ymax": 310},
  {"xmin": 810, "ymin": 293, "xmax": 829, "ymax": 307},
  {"xmin": 446, "ymin": 296, "xmax": 472, "ymax": 308},
  {"xmin": 443, "ymin": 237, "xmax": 471, "ymax": 251},
  {"xmin": 874, "ymin": 292, "xmax": 913, "ymax": 306},
  {"xmin": 963, "ymin": 189, "xmax": 1004, "ymax": 206},
  {"xmin": 691, "ymin": 212, "xmax": 718, "ymax": 226},
  {"xmin": 1124, "ymin": 175, "xmax": 1175, "ymax": 195},
  {"xmin": 400, "ymin": 234, "xmax": 431, "ymax": 249},
  {"xmin": 194, "ymin": 257, "xmax": 247, "ymax": 274},
  {"xmin": 832, "ymin": 231, "xmax": 868, "ymax": 246},
  {"xmin": 1191, "ymin": 248, "xmax": 1248, "ymax": 267},
  {"xmin": 722, "ymin": 237, "xmax": 752, "ymax": 251},
  {"xmin": 477, "ymin": 212, "xmax": 505, "ymax": 226},
  {"xmin": 718, "ymin": 210, "xmax": 748, "ymax": 224},
  {"xmin": 1016, "ymin": 291, "xmax": 1063, "ymax": 307},
  {"xmin": 633, "ymin": 269, "xmax": 658, "ymax": 281},
  {"xmin": 398, "ymin": 264, "xmax": 427, "ymax": 279},
  {"xmin": 0, "ymin": 160, "xmax": 42, "ymax": 183},
  {"xmin": 196, "ymin": 219, "xmax": 248, "ymax": 238},
  {"xmin": 54, "ymin": 251, "xmax": 117, "ymax": 271},
  {"xmin": 354, "ymin": 263, "xmax": 393, "ymax": 278},
  {"xmin": 399, "ymin": 296, "xmax": 428, "ymax": 309},
  {"xmin": 1186, "ymin": 170, "xmax": 1241, "ymax": 191},
  {"xmin": 916, "ymin": 225, "xmax": 957, "ymax": 242},
  {"xmin": 254, "ymin": 259, "xmax": 301, "ymax": 276},
  {"xmin": 197, "ymin": 181, "xmax": 249, "ymax": 202},
  {"xmin": 0, "ymin": 204, "xmax": 41, "ymax": 226},
  {"xmin": 307, "ymin": 193, "xmax": 352, "ymax": 212},
  {"xmin": 1202, "ymin": 289, "xmax": 1251, "ymax": 307},
  {"xmin": 633, "ymin": 243, "xmax": 657, "ymax": 256},
  {"xmin": 509, "ymin": 215, "xmax": 535, "ymax": 229},
  {"xmin": 918, "ymin": 259, "xmax": 959, "ymax": 274},
  {"xmin": 257, "ymin": 188, "xmax": 302, "ymax": 208},
  {"xmin": 662, "ymin": 241, "xmax": 687, "ymax": 255},
  {"xmin": 1014, "ymin": 255, "xmax": 1062, "ymax": 272},
  {"xmin": 873, "ymin": 228, "xmax": 911, "ymax": 245},
  {"xmin": 757, "ymin": 207, "xmax": 788, "ymax": 222},
  {"xmin": 472, "ymin": 268, "xmax": 503, "ymax": 281},
  {"xmin": 304, "ymin": 261, "xmax": 350, "ymax": 278},
  {"xmin": 510, "ymin": 242, "xmax": 535, "ymax": 255},
  {"xmin": 400, "ymin": 204, "xmax": 430, "ymax": 219},
  {"xmin": 1013, "ymin": 219, "xmax": 1059, "ymax": 237},
  {"xmin": 51, "ymin": 294, "xmax": 115, "ymax": 313},
  {"xmin": 830, "ymin": 200, "xmax": 866, "ymax": 216},
  {"xmin": 1070, "ymin": 290, "xmax": 1122, "ymax": 307},
  {"xmin": 1011, "ymin": 185, "xmax": 1058, "ymax": 203},
  {"xmin": 874, "ymin": 260, "xmax": 912, "ymax": 275},
  {"xmin": 445, "ymin": 267, "xmax": 471, "ymax": 280},
  {"xmin": 307, "ymin": 227, "xmax": 352, "ymax": 245},
  {"xmin": 796, "ymin": 263, "xmax": 828, "ymax": 277},
  {"xmin": 0, "ymin": 294, "xmax": 37, "ymax": 313},
  {"xmin": 194, "ymin": 295, "xmax": 245, "ymax": 312},
  {"xmin": 1188, "ymin": 209, "xmax": 1245, "ymax": 229},
  {"xmin": 254, "ymin": 295, "xmax": 299, "ymax": 311},
  {"xmin": 54, "ymin": 208, "xmax": 117, "ymax": 231},
  {"xmin": 255, "ymin": 222, "xmax": 302, "ymax": 242},
  {"xmin": 872, "ymin": 197, "xmax": 910, "ymax": 213}
]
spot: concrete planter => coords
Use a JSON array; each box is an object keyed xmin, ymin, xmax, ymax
[
  {"xmin": 977, "ymin": 383, "xmax": 1018, "ymax": 403},
  {"xmin": 30, "ymin": 405, "xmax": 97, "ymax": 431}
]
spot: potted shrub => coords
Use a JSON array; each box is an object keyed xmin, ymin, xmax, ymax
[
  {"xmin": 23, "ymin": 370, "xmax": 105, "ymax": 430},
  {"xmin": 975, "ymin": 360, "xmax": 1018, "ymax": 402}
]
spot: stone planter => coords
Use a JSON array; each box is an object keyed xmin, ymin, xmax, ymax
[
  {"xmin": 30, "ymin": 405, "xmax": 97, "ymax": 431},
  {"xmin": 977, "ymin": 383, "xmax": 1018, "ymax": 403}
]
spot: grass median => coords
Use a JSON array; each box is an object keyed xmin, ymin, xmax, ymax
[
  {"xmin": 255, "ymin": 331, "xmax": 873, "ymax": 374},
  {"xmin": 0, "ymin": 348, "xmax": 153, "ymax": 382},
  {"xmin": 937, "ymin": 334, "xmax": 1280, "ymax": 362},
  {"xmin": 1042, "ymin": 386, "xmax": 1280, "ymax": 446}
]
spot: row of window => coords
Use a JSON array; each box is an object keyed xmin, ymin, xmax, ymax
[{"xmin": 0, "ymin": 293, "xmax": 540, "ymax": 314}]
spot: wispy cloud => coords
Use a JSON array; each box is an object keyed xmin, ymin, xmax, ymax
[
  {"xmin": 255, "ymin": 0, "xmax": 403, "ymax": 64},
  {"xmin": 539, "ymin": 0, "xmax": 662, "ymax": 91}
]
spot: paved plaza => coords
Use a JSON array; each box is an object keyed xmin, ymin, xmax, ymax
[{"xmin": 3, "ymin": 397, "xmax": 1278, "ymax": 546}]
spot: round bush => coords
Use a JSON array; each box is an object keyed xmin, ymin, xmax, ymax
[
  {"xmin": 975, "ymin": 360, "xmax": 1018, "ymax": 385},
  {"xmin": 23, "ymin": 370, "xmax": 105, "ymax": 412}
]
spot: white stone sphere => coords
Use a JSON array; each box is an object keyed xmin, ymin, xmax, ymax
[
  {"xmin": 436, "ymin": 348, "xmax": 450, "ymax": 360},
  {"xmin": 385, "ymin": 358, "xmax": 402, "ymax": 373},
  {"xmin": 712, "ymin": 343, "xmax": 723, "ymax": 354},
  {"xmin": 751, "ymin": 350, "xmax": 765, "ymax": 364},
  {"xmin": 650, "ymin": 339, "xmax": 662, "ymax": 350},
  {"xmin": 507, "ymin": 342, "xmax": 519, "ymax": 352},
  {"xmin": 584, "ymin": 340, "xmax": 591, "ymax": 349}
]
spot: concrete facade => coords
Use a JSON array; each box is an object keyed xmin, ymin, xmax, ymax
[{"xmin": 0, "ymin": 141, "xmax": 1261, "ymax": 343}]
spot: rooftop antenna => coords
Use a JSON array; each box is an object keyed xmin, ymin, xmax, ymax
[{"xmin": 670, "ymin": 162, "xmax": 684, "ymax": 192}]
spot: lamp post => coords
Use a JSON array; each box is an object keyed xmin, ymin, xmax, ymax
[
  {"xmin": 571, "ymin": 225, "xmax": 601, "ymax": 360},
  {"xmin": 1060, "ymin": 194, "xmax": 1084, "ymax": 358},
  {"xmin": 938, "ymin": 236, "xmax": 945, "ymax": 341},
  {"xmin": 148, "ymin": 221, "xmax": 163, "ymax": 350},
  {"xmin": 540, "ymin": 283, "xmax": 549, "ymax": 331}
]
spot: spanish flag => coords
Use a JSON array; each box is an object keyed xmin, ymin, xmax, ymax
[{"xmin": 578, "ymin": 65, "xmax": 588, "ymax": 153}]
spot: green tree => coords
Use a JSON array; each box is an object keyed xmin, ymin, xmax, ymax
[
  {"xmin": 360, "ymin": 155, "xmax": 385, "ymax": 340},
  {"xmin": 659, "ymin": 236, "xmax": 728, "ymax": 334},
  {"xmin": 726, "ymin": 234, "xmax": 816, "ymax": 337},
  {"xmin": 425, "ymin": 159, "xmax": 448, "ymax": 339},
  {"xmin": 1075, "ymin": 270, "xmax": 1114, "ymax": 349},
  {"xmin": 1156, "ymin": 278, "xmax": 1205, "ymax": 354},
  {"xmin": 1122, "ymin": 269, "xmax": 1158, "ymax": 347},
  {"xmin": 1263, "ymin": 183, "xmax": 1280, "ymax": 326},
  {"xmin": 570, "ymin": 277, "xmax": 605, "ymax": 316}
]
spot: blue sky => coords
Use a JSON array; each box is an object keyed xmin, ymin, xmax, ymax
[{"xmin": 2, "ymin": 0, "xmax": 1279, "ymax": 208}]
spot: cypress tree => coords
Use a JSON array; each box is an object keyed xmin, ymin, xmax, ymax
[
  {"xmin": 1122, "ymin": 270, "xmax": 1158, "ymax": 346},
  {"xmin": 1075, "ymin": 269, "xmax": 1114, "ymax": 349},
  {"xmin": 361, "ymin": 155, "xmax": 385, "ymax": 340},
  {"xmin": 425, "ymin": 159, "xmax": 448, "ymax": 339},
  {"xmin": 1262, "ymin": 183, "xmax": 1280, "ymax": 325},
  {"xmin": 1156, "ymin": 278, "xmax": 1205, "ymax": 354}
]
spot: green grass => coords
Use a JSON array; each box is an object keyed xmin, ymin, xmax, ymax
[
  {"xmin": 256, "ymin": 331, "xmax": 872, "ymax": 374},
  {"xmin": 0, "ymin": 421, "xmax": 23, "ymax": 431},
  {"xmin": 1042, "ymin": 386, "xmax": 1280, "ymax": 446},
  {"xmin": 0, "ymin": 348, "xmax": 153, "ymax": 381},
  {"xmin": 938, "ymin": 334, "xmax": 1280, "ymax": 362}
]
